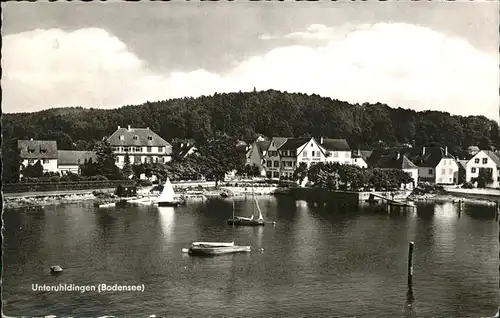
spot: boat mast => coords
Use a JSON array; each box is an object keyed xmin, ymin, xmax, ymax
[
  {"xmin": 232, "ymin": 197, "xmax": 235, "ymax": 243},
  {"xmin": 251, "ymin": 177, "xmax": 255, "ymax": 220}
]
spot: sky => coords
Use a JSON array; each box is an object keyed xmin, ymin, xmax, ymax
[{"xmin": 2, "ymin": 1, "xmax": 499, "ymax": 121}]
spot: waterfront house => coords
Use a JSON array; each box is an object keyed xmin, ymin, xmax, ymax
[
  {"xmin": 107, "ymin": 125, "xmax": 172, "ymax": 168},
  {"xmin": 318, "ymin": 138, "xmax": 352, "ymax": 165},
  {"xmin": 351, "ymin": 149, "xmax": 370, "ymax": 168},
  {"xmin": 370, "ymin": 153, "xmax": 419, "ymax": 189},
  {"xmin": 57, "ymin": 150, "xmax": 97, "ymax": 175},
  {"xmin": 264, "ymin": 137, "xmax": 289, "ymax": 179},
  {"xmin": 246, "ymin": 139, "xmax": 271, "ymax": 176},
  {"xmin": 278, "ymin": 137, "xmax": 327, "ymax": 179},
  {"xmin": 408, "ymin": 146, "xmax": 459, "ymax": 184},
  {"xmin": 465, "ymin": 150, "xmax": 500, "ymax": 188},
  {"xmin": 18, "ymin": 139, "xmax": 59, "ymax": 174}
]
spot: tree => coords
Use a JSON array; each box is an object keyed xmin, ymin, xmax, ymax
[
  {"xmin": 122, "ymin": 152, "xmax": 133, "ymax": 178},
  {"xmin": 80, "ymin": 158, "xmax": 98, "ymax": 176},
  {"xmin": 22, "ymin": 160, "xmax": 44, "ymax": 179},
  {"xmin": 197, "ymin": 131, "xmax": 245, "ymax": 187},
  {"xmin": 94, "ymin": 140, "xmax": 121, "ymax": 179},
  {"xmin": 292, "ymin": 162, "xmax": 308, "ymax": 184},
  {"xmin": 2, "ymin": 140, "xmax": 23, "ymax": 182},
  {"xmin": 473, "ymin": 168, "xmax": 493, "ymax": 188}
]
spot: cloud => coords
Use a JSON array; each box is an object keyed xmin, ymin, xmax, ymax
[{"xmin": 2, "ymin": 24, "xmax": 498, "ymax": 122}]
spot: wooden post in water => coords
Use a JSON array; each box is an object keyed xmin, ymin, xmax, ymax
[{"xmin": 407, "ymin": 241, "xmax": 414, "ymax": 287}]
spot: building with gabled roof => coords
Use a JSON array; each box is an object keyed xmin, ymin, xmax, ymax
[
  {"xmin": 58, "ymin": 150, "xmax": 97, "ymax": 175},
  {"xmin": 465, "ymin": 150, "xmax": 500, "ymax": 188},
  {"xmin": 371, "ymin": 153, "xmax": 419, "ymax": 189},
  {"xmin": 246, "ymin": 139, "xmax": 271, "ymax": 176},
  {"xmin": 263, "ymin": 137, "xmax": 291, "ymax": 179},
  {"xmin": 317, "ymin": 137, "xmax": 352, "ymax": 165},
  {"xmin": 17, "ymin": 139, "xmax": 59, "ymax": 173},
  {"xmin": 107, "ymin": 125, "xmax": 172, "ymax": 168},
  {"xmin": 405, "ymin": 146, "xmax": 459, "ymax": 184}
]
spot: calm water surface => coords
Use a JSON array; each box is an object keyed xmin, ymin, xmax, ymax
[{"xmin": 3, "ymin": 196, "xmax": 499, "ymax": 317}]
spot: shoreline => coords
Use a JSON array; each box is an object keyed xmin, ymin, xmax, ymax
[{"xmin": 4, "ymin": 186, "xmax": 498, "ymax": 209}]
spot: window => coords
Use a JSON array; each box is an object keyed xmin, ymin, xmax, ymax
[
  {"xmin": 310, "ymin": 143, "xmax": 313, "ymax": 147},
  {"xmin": 448, "ymin": 169, "xmax": 453, "ymax": 174},
  {"xmin": 158, "ymin": 157, "xmax": 164, "ymax": 163},
  {"xmin": 274, "ymin": 161, "xmax": 279, "ymax": 167},
  {"xmin": 345, "ymin": 152, "xmax": 349, "ymax": 158},
  {"xmin": 43, "ymin": 159, "xmax": 49, "ymax": 164},
  {"xmin": 273, "ymin": 172, "xmax": 279, "ymax": 178},
  {"xmin": 471, "ymin": 168, "xmax": 476, "ymax": 173},
  {"xmin": 303, "ymin": 151, "xmax": 308, "ymax": 157},
  {"xmin": 28, "ymin": 159, "xmax": 35, "ymax": 164},
  {"xmin": 133, "ymin": 136, "xmax": 138, "ymax": 141},
  {"xmin": 316, "ymin": 151, "xmax": 320, "ymax": 158},
  {"xmin": 116, "ymin": 157, "xmax": 120, "ymax": 163},
  {"xmin": 290, "ymin": 151, "xmax": 296, "ymax": 157},
  {"xmin": 135, "ymin": 146, "xmax": 141, "ymax": 152},
  {"xmin": 28, "ymin": 148, "xmax": 35, "ymax": 153},
  {"xmin": 267, "ymin": 161, "xmax": 272, "ymax": 167},
  {"xmin": 333, "ymin": 152, "xmax": 339, "ymax": 158},
  {"xmin": 475, "ymin": 158, "xmax": 480, "ymax": 163},
  {"xmin": 441, "ymin": 169, "xmax": 445, "ymax": 175},
  {"xmin": 148, "ymin": 136, "xmax": 153, "ymax": 141},
  {"xmin": 146, "ymin": 157, "xmax": 152, "ymax": 164},
  {"xmin": 428, "ymin": 169, "xmax": 433, "ymax": 174},
  {"xmin": 266, "ymin": 171, "xmax": 272, "ymax": 178},
  {"xmin": 158, "ymin": 147, "xmax": 164, "ymax": 153},
  {"xmin": 147, "ymin": 147, "xmax": 152, "ymax": 153},
  {"xmin": 40, "ymin": 149, "xmax": 47, "ymax": 153},
  {"xmin": 134, "ymin": 156, "xmax": 141, "ymax": 164},
  {"xmin": 483, "ymin": 158, "xmax": 488, "ymax": 164},
  {"xmin": 312, "ymin": 151, "xmax": 315, "ymax": 157},
  {"xmin": 282, "ymin": 161, "xmax": 286, "ymax": 167}
]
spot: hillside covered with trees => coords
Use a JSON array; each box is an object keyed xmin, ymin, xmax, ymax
[{"xmin": 3, "ymin": 89, "xmax": 499, "ymax": 155}]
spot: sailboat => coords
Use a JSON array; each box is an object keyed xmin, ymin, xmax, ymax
[
  {"xmin": 227, "ymin": 180, "xmax": 265, "ymax": 226},
  {"xmin": 182, "ymin": 199, "xmax": 251, "ymax": 255},
  {"xmin": 157, "ymin": 178, "xmax": 183, "ymax": 207}
]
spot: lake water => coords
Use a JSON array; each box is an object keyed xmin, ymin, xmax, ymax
[{"xmin": 3, "ymin": 196, "xmax": 499, "ymax": 317}]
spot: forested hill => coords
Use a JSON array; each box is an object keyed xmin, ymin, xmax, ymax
[{"xmin": 2, "ymin": 89, "xmax": 499, "ymax": 152}]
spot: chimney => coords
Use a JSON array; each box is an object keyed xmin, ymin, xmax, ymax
[
  {"xmin": 445, "ymin": 146, "xmax": 448, "ymax": 156},
  {"xmin": 397, "ymin": 152, "xmax": 401, "ymax": 160},
  {"xmin": 118, "ymin": 125, "xmax": 121, "ymax": 129},
  {"xmin": 422, "ymin": 147, "xmax": 426, "ymax": 155},
  {"xmin": 320, "ymin": 137, "xmax": 324, "ymax": 144},
  {"xmin": 128, "ymin": 125, "xmax": 131, "ymax": 131}
]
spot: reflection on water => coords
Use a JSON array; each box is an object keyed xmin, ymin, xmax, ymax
[
  {"xmin": 158, "ymin": 207, "xmax": 175, "ymax": 241},
  {"xmin": 2, "ymin": 197, "xmax": 499, "ymax": 317}
]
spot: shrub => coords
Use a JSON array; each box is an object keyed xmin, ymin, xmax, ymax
[
  {"xmin": 137, "ymin": 179, "xmax": 153, "ymax": 187},
  {"xmin": 462, "ymin": 182, "xmax": 474, "ymax": 189}
]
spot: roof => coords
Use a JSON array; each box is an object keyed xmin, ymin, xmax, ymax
[
  {"xmin": 458, "ymin": 160, "xmax": 468, "ymax": 170},
  {"xmin": 374, "ymin": 154, "xmax": 418, "ymax": 170},
  {"xmin": 18, "ymin": 140, "xmax": 58, "ymax": 159},
  {"xmin": 58, "ymin": 150, "xmax": 97, "ymax": 165},
  {"xmin": 107, "ymin": 127, "xmax": 171, "ymax": 147},
  {"xmin": 351, "ymin": 150, "xmax": 373, "ymax": 161},
  {"xmin": 178, "ymin": 144, "xmax": 197, "ymax": 158},
  {"xmin": 405, "ymin": 146, "xmax": 455, "ymax": 168},
  {"xmin": 256, "ymin": 140, "xmax": 271, "ymax": 152},
  {"xmin": 278, "ymin": 138, "xmax": 311, "ymax": 150},
  {"xmin": 269, "ymin": 137, "xmax": 290, "ymax": 149},
  {"xmin": 319, "ymin": 138, "xmax": 351, "ymax": 151},
  {"xmin": 481, "ymin": 150, "xmax": 500, "ymax": 167}
]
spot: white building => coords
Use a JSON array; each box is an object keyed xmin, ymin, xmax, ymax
[
  {"xmin": 107, "ymin": 125, "xmax": 172, "ymax": 168},
  {"xmin": 318, "ymin": 138, "xmax": 352, "ymax": 165},
  {"xmin": 57, "ymin": 150, "xmax": 97, "ymax": 175},
  {"xmin": 465, "ymin": 150, "xmax": 500, "ymax": 188},
  {"xmin": 411, "ymin": 146, "xmax": 459, "ymax": 184},
  {"xmin": 18, "ymin": 140, "xmax": 59, "ymax": 174},
  {"xmin": 263, "ymin": 137, "xmax": 289, "ymax": 179}
]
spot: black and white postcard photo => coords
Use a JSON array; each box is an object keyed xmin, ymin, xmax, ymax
[{"xmin": 2, "ymin": 1, "xmax": 499, "ymax": 317}]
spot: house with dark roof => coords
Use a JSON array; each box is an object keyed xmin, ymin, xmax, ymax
[
  {"xmin": 57, "ymin": 150, "xmax": 97, "ymax": 175},
  {"xmin": 406, "ymin": 146, "xmax": 459, "ymax": 184},
  {"xmin": 263, "ymin": 137, "xmax": 290, "ymax": 179},
  {"xmin": 371, "ymin": 153, "xmax": 419, "ymax": 189},
  {"xmin": 246, "ymin": 139, "xmax": 271, "ymax": 176},
  {"xmin": 317, "ymin": 138, "xmax": 354, "ymax": 166},
  {"xmin": 465, "ymin": 150, "xmax": 500, "ymax": 188},
  {"xmin": 107, "ymin": 125, "xmax": 172, "ymax": 168},
  {"xmin": 277, "ymin": 137, "xmax": 325, "ymax": 179},
  {"xmin": 351, "ymin": 149, "xmax": 371, "ymax": 168},
  {"xmin": 18, "ymin": 140, "xmax": 59, "ymax": 174}
]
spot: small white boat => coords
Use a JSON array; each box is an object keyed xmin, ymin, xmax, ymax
[
  {"xmin": 98, "ymin": 202, "xmax": 116, "ymax": 208},
  {"xmin": 157, "ymin": 178, "xmax": 184, "ymax": 207},
  {"xmin": 192, "ymin": 241, "xmax": 235, "ymax": 247}
]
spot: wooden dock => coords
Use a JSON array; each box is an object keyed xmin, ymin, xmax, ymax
[{"xmin": 367, "ymin": 193, "xmax": 416, "ymax": 208}]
